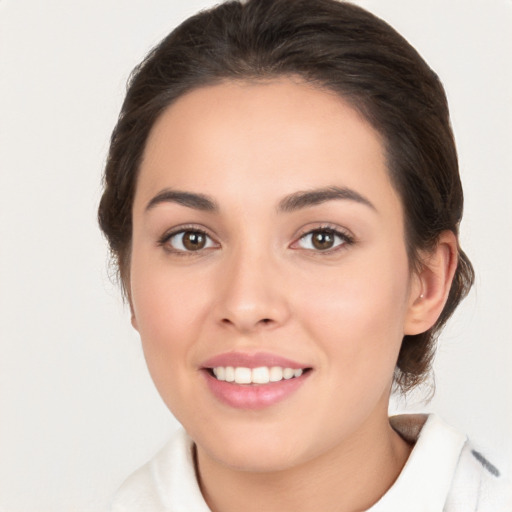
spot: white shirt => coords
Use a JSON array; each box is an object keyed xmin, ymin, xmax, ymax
[{"xmin": 110, "ymin": 414, "xmax": 511, "ymax": 511}]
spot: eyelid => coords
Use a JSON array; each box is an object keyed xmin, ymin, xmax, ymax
[
  {"xmin": 290, "ymin": 223, "xmax": 355, "ymax": 252},
  {"xmin": 156, "ymin": 222, "xmax": 354, "ymax": 255},
  {"xmin": 157, "ymin": 224, "xmax": 220, "ymax": 254}
]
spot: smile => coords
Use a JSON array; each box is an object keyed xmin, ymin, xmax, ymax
[
  {"xmin": 200, "ymin": 352, "xmax": 312, "ymax": 409},
  {"xmin": 211, "ymin": 366, "xmax": 304, "ymax": 384}
]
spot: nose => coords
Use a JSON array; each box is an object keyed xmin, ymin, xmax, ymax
[{"xmin": 214, "ymin": 246, "xmax": 291, "ymax": 334}]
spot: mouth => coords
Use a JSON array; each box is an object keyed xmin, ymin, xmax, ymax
[
  {"xmin": 207, "ymin": 366, "xmax": 311, "ymax": 385},
  {"xmin": 200, "ymin": 353, "xmax": 313, "ymax": 410}
]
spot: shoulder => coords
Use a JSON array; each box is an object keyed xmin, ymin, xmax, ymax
[
  {"xmin": 109, "ymin": 429, "xmax": 210, "ymax": 512},
  {"xmin": 387, "ymin": 414, "xmax": 511, "ymax": 512},
  {"xmin": 445, "ymin": 439, "xmax": 512, "ymax": 511}
]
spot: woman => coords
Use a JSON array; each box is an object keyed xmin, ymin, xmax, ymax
[{"xmin": 98, "ymin": 0, "xmax": 510, "ymax": 510}]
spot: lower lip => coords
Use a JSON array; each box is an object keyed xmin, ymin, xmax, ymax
[{"xmin": 202, "ymin": 370, "xmax": 310, "ymax": 410}]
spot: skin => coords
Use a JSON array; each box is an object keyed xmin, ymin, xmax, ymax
[{"xmin": 129, "ymin": 78, "xmax": 457, "ymax": 512}]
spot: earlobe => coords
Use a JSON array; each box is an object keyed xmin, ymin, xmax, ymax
[
  {"xmin": 131, "ymin": 312, "xmax": 139, "ymax": 331},
  {"xmin": 404, "ymin": 231, "xmax": 458, "ymax": 335},
  {"xmin": 128, "ymin": 296, "xmax": 139, "ymax": 331},
  {"xmin": 124, "ymin": 276, "xmax": 139, "ymax": 331}
]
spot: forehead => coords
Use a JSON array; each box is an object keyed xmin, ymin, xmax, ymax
[{"xmin": 135, "ymin": 78, "xmax": 401, "ymax": 218}]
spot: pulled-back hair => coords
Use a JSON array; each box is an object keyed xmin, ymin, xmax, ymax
[{"xmin": 98, "ymin": 0, "xmax": 474, "ymax": 392}]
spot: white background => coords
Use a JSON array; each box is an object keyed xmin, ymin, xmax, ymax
[{"xmin": 0, "ymin": 1, "xmax": 511, "ymax": 510}]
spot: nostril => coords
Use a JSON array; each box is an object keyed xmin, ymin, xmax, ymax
[{"xmin": 219, "ymin": 316, "xmax": 279, "ymax": 330}]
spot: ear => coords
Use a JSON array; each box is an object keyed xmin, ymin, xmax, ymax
[
  {"xmin": 404, "ymin": 230, "xmax": 458, "ymax": 335},
  {"xmin": 125, "ymin": 288, "xmax": 139, "ymax": 332},
  {"xmin": 130, "ymin": 308, "xmax": 139, "ymax": 331},
  {"xmin": 121, "ymin": 270, "xmax": 139, "ymax": 331}
]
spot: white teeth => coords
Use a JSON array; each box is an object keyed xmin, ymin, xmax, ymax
[
  {"xmin": 234, "ymin": 367, "xmax": 252, "ymax": 384},
  {"xmin": 213, "ymin": 367, "xmax": 226, "ymax": 381},
  {"xmin": 225, "ymin": 366, "xmax": 235, "ymax": 382},
  {"xmin": 269, "ymin": 366, "xmax": 283, "ymax": 382},
  {"xmin": 283, "ymin": 368, "xmax": 294, "ymax": 380},
  {"xmin": 211, "ymin": 366, "xmax": 306, "ymax": 384},
  {"xmin": 252, "ymin": 367, "xmax": 270, "ymax": 384}
]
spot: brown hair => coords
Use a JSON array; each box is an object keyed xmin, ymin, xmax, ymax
[{"xmin": 98, "ymin": 0, "xmax": 474, "ymax": 392}]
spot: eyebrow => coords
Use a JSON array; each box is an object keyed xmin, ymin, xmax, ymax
[
  {"xmin": 145, "ymin": 185, "xmax": 376, "ymax": 214},
  {"xmin": 277, "ymin": 186, "xmax": 376, "ymax": 213},
  {"xmin": 145, "ymin": 189, "xmax": 219, "ymax": 212}
]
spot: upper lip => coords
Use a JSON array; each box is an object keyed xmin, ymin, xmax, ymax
[{"xmin": 201, "ymin": 351, "xmax": 310, "ymax": 370}]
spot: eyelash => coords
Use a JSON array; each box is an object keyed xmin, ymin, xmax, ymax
[
  {"xmin": 157, "ymin": 224, "xmax": 355, "ymax": 256},
  {"xmin": 293, "ymin": 224, "xmax": 355, "ymax": 254},
  {"xmin": 157, "ymin": 225, "xmax": 217, "ymax": 256}
]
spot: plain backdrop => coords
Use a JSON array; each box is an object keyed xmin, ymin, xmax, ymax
[{"xmin": 0, "ymin": 1, "xmax": 511, "ymax": 510}]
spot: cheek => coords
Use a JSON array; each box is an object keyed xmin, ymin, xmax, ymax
[
  {"xmin": 130, "ymin": 239, "xmax": 211, "ymax": 332},
  {"xmin": 129, "ymin": 254, "xmax": 212, "ymax": 387},
  {"xmin": 298, "ymin": 251, "xmax": 411, "ymax": 380},
  {"xmin": 130, "ymin": 264, "xmax": 218, "ymax": 425}
]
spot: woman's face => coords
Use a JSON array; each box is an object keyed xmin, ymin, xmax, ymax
[{"xmin": 130, "ymin": 78, "xmax": 421, "ymax": 471}]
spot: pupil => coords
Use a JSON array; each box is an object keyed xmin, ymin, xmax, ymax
[
  {"xmin": 183, "ymin": 232, "xmax": 206, "ymax": 250},
  {"xmin": 312, "ymin": 231, "xmax": 334, "ymax": 250}
]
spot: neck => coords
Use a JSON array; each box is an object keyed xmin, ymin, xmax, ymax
[{"xmin": 195, "ymin": 410, "xmax": 412, "ymax": 512}]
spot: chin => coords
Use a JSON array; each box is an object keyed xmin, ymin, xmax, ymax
[
  {"xmin": 206, "ymin": 441, "xmax": 302, "ymax": 473},
  {"xmin": 192, "ymin": 418, "xmax": 321, "ymax": 474}
]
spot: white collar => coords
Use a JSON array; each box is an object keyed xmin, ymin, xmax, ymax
[
  {"xmin": 368, "ymin": 414, "xmax": 467, "ymax": 511},
  {"xmin": 112, "ymin": 414, "xmax": 467, "ymax": 511}
]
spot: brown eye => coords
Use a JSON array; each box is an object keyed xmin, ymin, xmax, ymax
[
  {"xmin": 296, "ymin": 228, "xmax": 351, "ymax": 252},
  {"xmin": 165, "ymin": 230, "xmax": 216, "ymax": 252},
  {"xmin": 182, "ymin": 231, "xmax": 206, "ymax": 250},
  {"xmin": 311, "ymin": 230, "xmax": 335, "ymax": 250}
]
